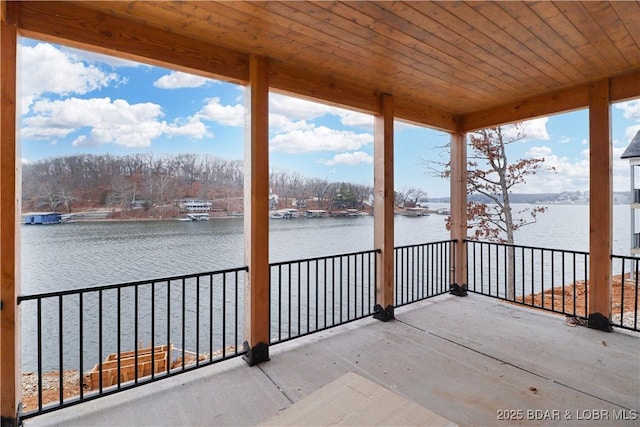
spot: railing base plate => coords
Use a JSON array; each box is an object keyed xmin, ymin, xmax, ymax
[
  {"xmin": 373, "ymin": 304, "xmax": 395, "ymax": 322},
  {"xmin": 449, "ymin": 283, "xmax": 468, "ymax": 297},
  {"xmin": 243, "ymin": 341, "xmax": 270, "ymax": 366},
  {"xmin": 587, "ymin": 313, "xmax": 612, "ymax": 332}
]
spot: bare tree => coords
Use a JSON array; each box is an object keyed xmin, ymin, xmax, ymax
[
  {"xmin": 436, "ymin": 123, "xmax": 554, "ymax": 299},
  {"xmin": 394, "ymin": 187, "xmax": 426, "ymax": 208},
  {"xmin": 461, "ymin": 125, "xmax": 552, "ymax": 245}
]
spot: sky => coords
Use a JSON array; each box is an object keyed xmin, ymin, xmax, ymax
[{"xmin": 18, "ymin": 38, "xmax": 640, "ymax": 199}]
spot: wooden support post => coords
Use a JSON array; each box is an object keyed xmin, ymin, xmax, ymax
[
  {"xmin": 588, "ymin": 79, "xmax": 613, "ymax": 331},
  {"xmin": 1, "ymin": 2, "xmax": 21, "ymax": 425},
  {"xmin": 373, "ymin": 94, "xmax": 395, "ymax": 321},
  {"xmin": 243, "ymin": 55, "xmax": 270, "ymax": 365},
  {"xmin": 450, "ymin": 128, "xmax": 468, "ymax": 296}
]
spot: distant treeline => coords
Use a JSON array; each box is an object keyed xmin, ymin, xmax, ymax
[
  {"xmin": 21, "ymin": 153, "xmax": 377, "ymax": 214},
  {"xmin": 431, "ymin": 190, "xmax": 629, "ymax": 204}
]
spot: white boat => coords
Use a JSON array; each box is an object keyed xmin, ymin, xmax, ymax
[
  {"xmin": 178, "ymin": 213, "xmax": 210, "ymax": 221},
  {"xmin": 270, "ymin": 210, "xmax": 294, "ymax": 219},
  {"xmin": 304, "ymin": 209, "xmax": 329, "ymax": 218}
]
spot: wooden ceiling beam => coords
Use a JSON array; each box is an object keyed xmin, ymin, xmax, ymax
[
  {"xmin": 14, "ymin": 1, "xmax": 637, "ymax": 134},
  {"xmin": 269, "ymin": 60, "xmax": 457, "ymax": 132},
  {"xmin": 462, "ymin": 70, "xmax": 640, "ymax": 131},
  {"xmin": 16, "ymin": 1, "xmax": 250, "ymax": 84}
]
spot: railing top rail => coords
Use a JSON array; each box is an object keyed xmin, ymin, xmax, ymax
[
  {"xmin": 612, "ymin": 254, "xmax": 640, "ymax": 261},
  {"xmin": 394, "ymin": 240, "xmax": 456, "ymax": 250},
  {"xmin": 464, "ymin": 239, "xmax": 590, "ymax": 256},
  {"xmin": 269, "ymin": 248, "xmax": 381, "ymax": 267},
  {"xmin": 17, "ymin": 265, "xmax": 249, "ymax": 302}
]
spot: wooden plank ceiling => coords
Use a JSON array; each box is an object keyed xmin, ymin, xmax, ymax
[{"xmin": 10, "ymin": 1, "xmax": 640, "ymax": 132}]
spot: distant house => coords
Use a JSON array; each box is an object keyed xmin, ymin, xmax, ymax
[
  {"xmin": 23, "ymin": 212, "xmax": 62, "ymax": 225},
  {"xmin": 175, "ymin": 199, "xmax": 212, "ymax": 213},
  {"xmin": 292, "ymin": 198, "xmax": 307, "ymax": 208},
  {"xmin": 621, "ymin": 130, "xmax": 640, "ymax": 254}
]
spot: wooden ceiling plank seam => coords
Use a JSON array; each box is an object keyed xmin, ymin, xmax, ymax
[
  {"xmin": 556, "ymin": 2, "xmax": 630, "ymax": 71},
  {"xmin": 16, "ymin": 1, "xmax": 250, "ymax": 84},
  {"xmin": 252, "ymin": 1, "xmax": 479, "ymax": 103},
  {"xmin": 295, "ymin": 0, "xmax": 504, "ymax": 99},
  {"xmin": 490, "ymin": 1, "xmax": 591, "ymax": 82},
  {"xmin": 582, "ymin": 1, "xmax": 640, "ymax": 69},
  {"xmin": 530, "ymin": 2, "xmax": 612, "ymax": 77},
  {"xmin": 462, "ymin": 1, "xmax": 574, "ymax": 85},
  {"xmin": 160, "ymin": 1, "xmax": 324, "ymax": 57},
  {"xmin": 418, "ymin": 1, "xmax": 556, "ymax": 89},
  {"xmin": 328, "ymin": 2, "xmax": 513, "ymax": 103},
  {"xmin": 497, "ymin": 1, "xmax": 599, "ymax": 79},
  {"xmin": 379, "ymin": 1, "xmax": 539, "ymax": 92},
  {"xmin": 609, "ymin": 1, "xmax": 640, "ymax": 58},
  {"xmin": 408, "ymin": 1, "xmax": 551, "ymax": 95},
  {"xmin": 315, "ymin": 1, "xmax": 519, "ymax": 98},
  {"xmin": 216, "ymin": 1, "xmax": 458, "ymax": 102},
  {"xmin": 160, "ymin": 0, "xmax": 437, "ymax": 110}
]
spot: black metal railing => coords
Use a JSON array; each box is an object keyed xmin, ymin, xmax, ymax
[
  {"xmin": 611, "ymin": 255, "xmax": 640, "ymax": 331},
  {"xmin": 466, "ymin": 240, "xmax": 589, "ymax": 319},
  {"xmin": 394, "ymin": 240, "xmax": 455, "ymax": 306},
  {"xmin": 269, "ymin": 249, "xmax": 379, "ymax": 344},
  {"xmin": 19, "ymin": 241, "xmax": 639, "ymax": 420},
  {"xmin": 17, "ymin": 267, "xmax": 247, "ymax": 419}
]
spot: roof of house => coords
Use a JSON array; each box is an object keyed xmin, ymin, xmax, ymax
[{"xmin": 621, "ymin": 131, "xmax": 640, "ymax": 159}]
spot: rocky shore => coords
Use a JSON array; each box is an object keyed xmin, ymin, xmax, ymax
[{"xmin": 523, "ymin": 274, "xmax": 638, "ymax": 328}]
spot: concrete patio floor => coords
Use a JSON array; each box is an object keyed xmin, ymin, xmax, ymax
[{"xmin": 25, "ymin": 294, "xmax": 640, "ymax": 427}]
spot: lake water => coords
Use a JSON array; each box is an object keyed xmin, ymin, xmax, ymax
[
  {"xmin": 19, "ymin": 203, "xmax": 633, "ymax": 372},
  {"xmin": 21, "ymin": 203, "xmax": 631, "ymax": 294}
]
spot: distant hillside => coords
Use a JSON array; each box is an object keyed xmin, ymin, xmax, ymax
[{"xmin": 430, "ymin": 191, "xmax": 630, "ymax": 205}]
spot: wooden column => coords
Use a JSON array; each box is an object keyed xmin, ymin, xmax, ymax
[
  {"xmin": 588, "ymin": 79, "xmax": 613, "ymax": 331},
  {"xmin": 373, "ymin": 94, "xmax": 395, "ymax": 321},
  {"xmin": 449, "ymin": 128, "xmax": 468, "ymax": 296},
  {"xmin": 243, "ymin": 55, "xmax": 270, "ymax": 364},
  {"xmin": 1, "ymin": 2, "xmax": 21, "ymax": 425}
]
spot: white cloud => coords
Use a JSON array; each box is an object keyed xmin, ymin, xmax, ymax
[
  {"xmin": 615, "ymin": 100, "xmax": 640, "ymax": 120},
  {"xmin": 19, "ymin": 43, "xmax": 121, "ymax": 114},
  {"xmin": 154, "ymin": 71, "xmax": 212, "ymax": 89},
  {"xmin": 22, "ymin": 97, "xmax": 207, "ymax": 148},
  {"xmin": 523, "ymin": 144, "xmax": 630, "ymax": 193},
  {"xmin": 319, "ymin": 151, "xmax": 373, "ymax": 166},
  {"xmin": 339, "ymin": 111, "xmax": 373, "ymax": 129},
  {"xmin": 500, "ymin": 118, "xmax": 549, "ymax": 141},
  {"xmin": 270, "ymin": 114, "xmax": 313, "ymax": 132},
  {"xmin": 526, "ymin": 145, "xmax": 553, "ymax": 158},
  {"xmin": 521, "ymin": 118, "xmax": 550, "ymax": 140},
  {"xmin": 270, "ymin": 93, "xmax": 337, "ymax": 120},
  {"xmin": 270, "ymin": 126, "xmax": 373, "ymax": 154},
  {"xmin": 197, "ymin": 97, "xmax": 245, "ymax": 126},
  {"xmin": 615, "ymin": 100, "xmax": 640, "ymax": 141}
]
